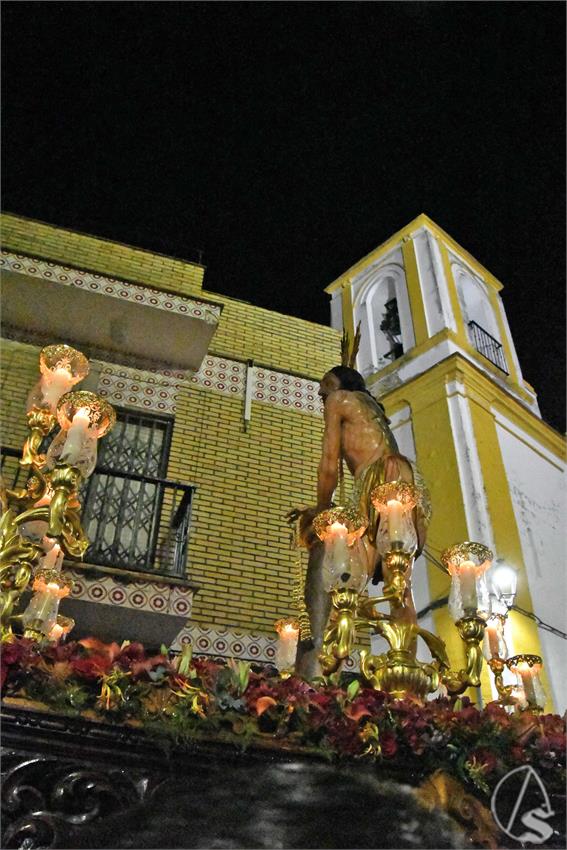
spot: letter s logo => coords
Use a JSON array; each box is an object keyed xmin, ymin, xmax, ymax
[{"xmin": 517, "ymin": 807, "xmax": 555, "ymax": 845}]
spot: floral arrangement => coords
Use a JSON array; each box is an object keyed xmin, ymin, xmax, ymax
[{"xmin": 1, "ymin": 636, "xmax": 565, "ymax": 801}]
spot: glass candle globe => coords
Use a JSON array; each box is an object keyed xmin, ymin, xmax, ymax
[
  {"xmin": 507, "ymin": 655, "xmax": 546, "ymax": 710},
  {"xmin": 442, "ymin": 542, "xmax": 493, "ymax": 621},
  {"xmin": 321, "ymin": 530, "xmax": 368, "ymax": 593},
  {"xmin": 22, "ymin": 570, "xmax": 72, "ymax": 637},
  {"xmin": 313, "ymin": 507, "xmax": 368, "ymax": 593},
  {"xmin": 371, "ymin": 482, "xmax": 419, "ymax": 556},
  {"xmin": 274, "ymin": 618, "xmax": 300, "ymax": 674},
  {"xmin": 45, "ymin": 391, "xmax": 115, "ymax": 478},
  {"xmin": 26, "ymin": 345, "xmax": 89, "ymax": 414},
  {"xmin": 482, "ymin": 614, "xmax": 508, "ymax": 660}
]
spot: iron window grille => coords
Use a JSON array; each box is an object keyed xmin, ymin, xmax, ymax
[{"xmin": 468, "ymin": 320, "xmax": 509, "ymax": 374}]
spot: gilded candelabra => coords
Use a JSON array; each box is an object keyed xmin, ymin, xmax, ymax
[
  {"xmin": 0, "ymin": 345, "xmax": 115, "ymax": 643},
  {"xmin": 314, "ymin": 482, "xmax": 546, "ymax": 711}
]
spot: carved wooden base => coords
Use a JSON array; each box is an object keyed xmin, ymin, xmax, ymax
[{"xmin": 2, "ymin": 703, "xmax": 564, "ymax": 849}]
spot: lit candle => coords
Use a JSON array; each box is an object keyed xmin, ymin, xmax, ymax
[
  {"xmin": 41, "ymin": 366, "xmax": 74, "ymax": 409},
  {"xmin": 275, "ymin": 622, "xmax": 299, "ymax": 672},
  {"xmin": 61, "ymin": 407, "xmax": 92, "ymax": 463},
  {"xmin": 322, "ymin": 522, "xmax": 350, "ymax": 589},
  {"xmin": 516, "ymin": 661, "xmax": 538, "ymax": 706},
  {"xmin": 387, "ymin": 499, "xmax": 403, "ymax": 543},
  {"xmin": 511, "ymin": 684, "xmax": 528, "ymax": 710},
  {"xmin": 485, "ymin": 618, "xmax": 501, "ymax": 658},
  {"xmin": 49, "ymin": 622, "xmax": 64, "ymax": 642},
  {"xmin": 459, "ymin": 560, "xmax": 478, "ymax": 611}
]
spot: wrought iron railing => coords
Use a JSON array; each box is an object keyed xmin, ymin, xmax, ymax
[
  {"xmin": 468, "ymin": 321, "xmax": 508, "ymax": 374},
  {"xmin": 0, "ymin": 447, "xmax": 194, "ymax": 578}
]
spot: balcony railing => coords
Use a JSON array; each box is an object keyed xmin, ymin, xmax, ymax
[
  {"xmin": 468, "ymin": 320, "xmax": 508, "ymax": 374},
  {"xmin": 0, "ymin": 447, "xmax": 194, "ymax": 578}
]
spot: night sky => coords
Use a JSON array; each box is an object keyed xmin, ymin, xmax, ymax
[{"xmin": 2, "ymin": 3, "xmax": 565, "ymax": 431}]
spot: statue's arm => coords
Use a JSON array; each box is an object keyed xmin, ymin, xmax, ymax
[{"xmin": 316, "ymin": 394, "xmax": 342, "ymax": 511}]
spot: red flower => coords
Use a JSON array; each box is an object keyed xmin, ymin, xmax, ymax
[
  {"xmin": 0, "ymin": 637, "xmax": 35, "ymax": 667},
  {"xmin": 130, "ymin": 654, "xmax": 169, "ymax": 679},
  {"xmin": 470, "ymin": 748, "xmax": 498, "ymax": 774},
  {"xmin": 78, "ymin": 637, "xmax": 121, "ymax": 661},
  {"xmin": 71, "ymin": 654, "xmax": 112, "ymax": 680},
  {"xmin": 510, "ymin": 744, "xmax": 529, "ymax": 764},
  {"xmin": 380, "ymin": 731, "xmax": 398, "ymax": 758},
  {"xmin": 255, "ymin": 696, "xmax": 278, "ymax": 716},
  {"xmin": 192, "ymin": 656, "xmax": 223, "ymax": 688},
  {"xmin": 344, "ymin": 701, "xmax": 372, "ymax": 722},
  {"xmin": 455, "ymin": 705, "xmax": 481, "ymax": 724},
  {"xmin": 0, "ymin": 638, "xmax": 38, "ymax": 689},
  {"xmin": 116, "ymin": 642, "xmax": 147, "ymax": 669},
  {"xmin": 45, "ymin": 641, "xmax": 81, "ymax": 663}
]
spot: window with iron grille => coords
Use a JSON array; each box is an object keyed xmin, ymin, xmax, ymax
[{"xmin": 80, "ymin": 410, "xmax": 179, "ymax": 573}]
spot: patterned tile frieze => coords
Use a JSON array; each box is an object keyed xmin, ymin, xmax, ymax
[
  {"xmin": 97, "ymin": 365, "xmax": 182, "ymax": 415},
  {"xmin": 95, "ymin": 356, "xmax": 247, "ymax": 414},
  {"xmin": 171, "ymin": 623, "xmax": 360, "ymax": 671},
  {"xmin": 95, "ymin": 358, "xmax": 323, "ymax": 417},
  {"xmin": 64, "ymin": 570, "xmax": 360, "ymax": 669},
  {"xmin": 171, "ymin": 624, "xmax": 277, "ymax": 663},
  {"xmin": 253, "ymin": 367, "xmax": 323, "ymax": 415},
  {"xmin": 0, "ymin": 250, "xmax": 220, "ymax": 324},
  {"xmin": 67, "ymin": 567, "xmax": 195, "ymax": 618},
  {"xmin": 3, "ymin": 250, "xmax": 323, "ymax": 417}
]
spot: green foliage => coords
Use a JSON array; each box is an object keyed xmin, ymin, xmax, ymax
[{"xmin": 176, "ymin": 644, "xmax": 193, "ymax": 678}]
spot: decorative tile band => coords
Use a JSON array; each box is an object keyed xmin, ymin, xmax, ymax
[
  {"xmin": 96, "ymin": 358, "xmax": 323, "ymax": 417},
  {"xmin": 172, "ymin": 624, "xmax": 277, "ymax": 663},
  {"xmin": 171, "ymin": 623, "xmax": 360, "ymax": 671},
  {"xmin": 67, "ymin": 567, "xmax": 195, "ymax": 618},
  {"xmin": 253, "ymin": 367, "xmax": 322, "ymax": 415},
  {"xmin": 2, "ymin": 250, "xmax": 324, "ymax": 417},
  {"xmin": 65, "ymin": 570, "xmax": 361, "ymax": 671},
  {"xmin": 0, "ymin": 250, "xmax": 220, "ymax": 324}
]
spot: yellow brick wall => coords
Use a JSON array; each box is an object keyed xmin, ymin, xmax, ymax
[
  {"xmin": 1, "ymin": 213, "xmax": 341, "ymax": 377},
  {"xmin": 1, "ymin": 339, "xmax": 40, "ymax": 451},
  {"xmin": 1, "ymin": 217, "xmax": 340, "ymax": 639},
  {"xmin": 0, "ymin": 334, "xmax": 326, "ymax": 636},
  {"xmin": 206, "ymin": 295, "xmax": 339, "ymax": 378},
  {"xmin": 1, "ymin": 213, "xmax": 205, "ymax": 297},
  {"xmin": 167, "ymin": 386, "xmax": 323, "ymax": 632}
]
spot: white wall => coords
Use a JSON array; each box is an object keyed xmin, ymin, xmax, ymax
[{"xmin": 495, "ymin": 412, "xmax": 567, "ymax": 712}]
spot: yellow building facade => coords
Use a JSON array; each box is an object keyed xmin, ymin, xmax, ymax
[
  {"xmin": 1, "ymin": 212, "xmax": 564, "ymax": 710},
  {"xmin": 1, "ymin": 212, "xmax": 340, "ymax": 667}
]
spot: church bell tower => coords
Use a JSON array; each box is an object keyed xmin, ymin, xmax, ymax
[{"xmin": 326, "ymin": 214, "xmax": 565, "ymax": 712}]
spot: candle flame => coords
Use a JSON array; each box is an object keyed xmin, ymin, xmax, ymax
[{"xmin": 49, "ymin": 624, "xmax": 64, "ymax": 641}]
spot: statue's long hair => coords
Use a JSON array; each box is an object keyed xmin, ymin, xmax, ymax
[{"xmin": 328, "ymin": 365, "xmax": 390, "ymax": 421}]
